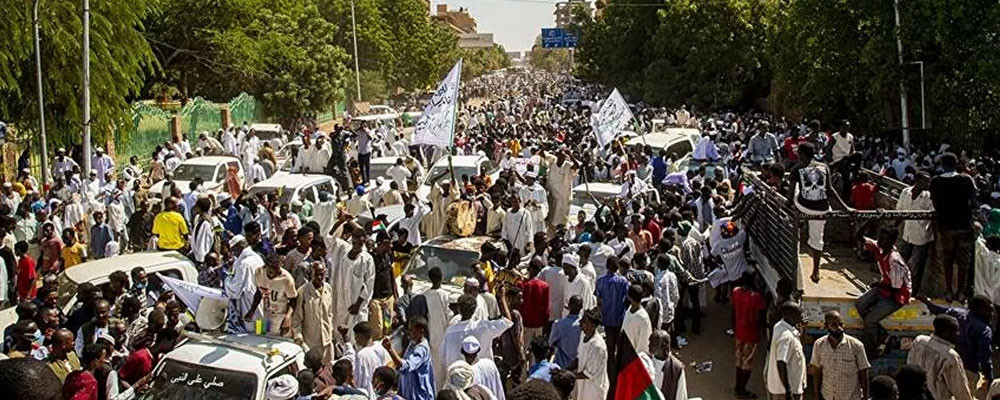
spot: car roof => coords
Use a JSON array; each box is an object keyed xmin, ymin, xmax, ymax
[
  {"xmin": 250, "ymin": 123, "xmax": 282, "ymax": 132},
  {"xmin": 431, "ymin": 155, "xmax": 486, "ymax": 168},
  {"xmin": 64, "ymin": 251, "xmax": 193, "ymax": 284},
  {"xmin": 181, "ymin": 156, "xmax": 240, "ymax": 166},
  {"xmin": 570, "ymin": 182, "xmax": 622, "ymax": 195},
  {"xmin": 625, "ymin": 132, "xmax": 696, "ymax": 148},
  {"xmin": 166, "ymin": 333, "xmax": 302, "ymax": 377},
  {"xmin": 248, "ymin": 174, "xmax": 333, "ymax": 190},
  {"xmin": 422, "ymin": 235, "xmax": 493, "ymax": 252}
]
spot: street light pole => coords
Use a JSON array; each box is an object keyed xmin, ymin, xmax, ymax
[
  {"xmin": 350, "ymin": 0, "xmax": 362, "ymax": 102},
  {"xmin": 82, "ymin": 0, "xmax": 92, "ymax": 174},
  {"xmin": 33, "ymin": 0, "xmax": 49, "ymax": 183},
  {"xmin": 911, "ymin": 61, "xmax": 925, "ymax": 129},
  {"xmin": 893, "ymin": 0, "xmax": 910, "ymax": 150}
]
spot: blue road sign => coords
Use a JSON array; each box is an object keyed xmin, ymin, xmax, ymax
[{"xmin": 541, "ymin": 28, "xmax": 578, "ymax": 48}]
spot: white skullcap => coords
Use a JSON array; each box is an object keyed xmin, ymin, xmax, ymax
[
  {"xmin": 229, "ymin": 234, "xmax": 247, "ymax": 247},
  {"xmin": 461, "ymin": 336, "xmax": 481, "ymax": 355},
  {"xmin": 562, "ymin": 253, "xmax": 580, "ymax": 268}
]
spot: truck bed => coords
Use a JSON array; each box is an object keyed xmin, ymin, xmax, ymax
[{"xmin": 798, "ymin": 243, "xmax": 935, "ymax": 332}]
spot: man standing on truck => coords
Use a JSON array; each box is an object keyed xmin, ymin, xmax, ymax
[
  {"xmin": 788, "ymin": 142, "xmax": 848, "ymax": 284},
  {"xmin": 916, "ymin": 294, "xmax": 994, "ymax": 394},
  {"xmin": 929, "ymin": 152, "xmax": 978, "ymax": 303},
  {"xmin": 896, "ymin": 170, "xmax": 935, "ymax": 293},
  {"xmin": 809, "ymin": 311, "xmax": 871, "ymax": 400},
  {"xmin": 855, "ymin": 228, "xmax": 911, "ymax": 356}
]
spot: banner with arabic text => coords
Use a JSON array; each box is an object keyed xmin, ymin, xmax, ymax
[
  {"xmin": 591, "ymin": 88, "xmax": 634, "ymax": 147},
  {"xmin": 412, "ymin": 60, "xmax": 463, "ymax": 149}
]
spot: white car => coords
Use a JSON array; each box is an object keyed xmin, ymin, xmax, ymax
[
  {"xmin": 141, "ymin": 332, "xmax": 304, "ymax": 400},
  {"xmin": 566, "ymin": 182, "xmax": 661, "ymax": 228},
  {"xmin": 624, "ymin": 129, "xmax": 701, "ymax": 173},
  {"xmin": 151, "ymin": 156, "xmax": 243, "ymax": 198},
  {"xmin": 245, "ymin": 174, "xmax": 338, "ymax": 205},
  {"xmin": 249, "ymin": 123, "xmax": 287, "ymax": 149},
  {"xmin": 0, "ymin": 251, "xmax": 198, "ymax": 334},
  {"xmin": 416, "ymin": 155, "xmax": 499, "ymax": 201}
]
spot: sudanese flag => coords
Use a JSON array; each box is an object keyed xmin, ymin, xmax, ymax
[{"xmin": 608, "ymin": 333, "xmax": 663, "ymax": 400}]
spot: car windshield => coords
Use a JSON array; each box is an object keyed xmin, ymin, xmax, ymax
[
  {"xmin": 407, "ymin": 245, "xmax": 479, "ymax": 285},
  {"xmin": 425, "ymin": 165, "xmax": 478, "ymax": 186},
  {"xmin": 56, "ymin": 273, "xmax": 77, "ymax": 310},
  {"xmin": 247, "ymin": 187, "xmax": 293, "ymax": 204},
  {"xmin": 172, "ymin": 164, "xmax": 218, "ymax": 182},
  {"xmin": 570, "ymin": 189, "xmax": 618, "ymax": 208},
  {"xmin": 141, "ymin": 359, "xmax": 257, "ymax": 400}
]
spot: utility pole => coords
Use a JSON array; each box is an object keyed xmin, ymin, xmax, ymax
[
  {"xmin": 350, "ymin": 0, "xmax": 362, "ymax": 102},
  {"xmin": 82, "ymin": 0, "xmax": 92, "ymax": 174},
  {"xmin": 893, "ymin": 0, "xmax": 910, "ymax": 150},
  {"xmin": 33, "ymin": 0, "xmax": 49, "ymax": 183}
]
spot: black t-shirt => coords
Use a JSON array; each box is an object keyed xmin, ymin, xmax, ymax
[
  {"xmin": 930, "ymin": 173, "xmax": 977, "ymax": 230},
  {"xmin": 372, "ymin": 252, "xmax": 394, "ymax": 299},
  {"xmin": 790, "ymin": 160, "xmax": 831, "ymax": 211}
]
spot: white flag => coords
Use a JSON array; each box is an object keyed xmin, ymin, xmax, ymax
[
  {"xmin": 412, "ymin": 60, "xmax": 463, "ymax": 149},
  {"xmin": 157, "ymin": 273, "xmax": 226, "ymax": 314},
  {"xmin": 591, "ymin": 88, "xmax": 634, "ymax": 147}
]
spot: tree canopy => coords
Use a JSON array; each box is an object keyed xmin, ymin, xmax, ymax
[
  {"xmin": 575, "ymin": 0, "xmax": 1000, "ymax": 147},
  {"xmin": 0, "ymin": 0, "xmax": 156, "ymax": 145}
]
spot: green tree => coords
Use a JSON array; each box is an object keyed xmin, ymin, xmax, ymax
[
  {"xmin": 147, "ymin": 0, "xmax": 348, "ymax": 123},
  {"xmin": 528, "ymin": 37, "xmax": 572, "ymax": 73},
  {"xmin": 461, "ymin": 44, "xmax": 511, "ymax": 80},
  {"xmin": 0, "ymin": 0, "xmax": 156, "ymax": 145}
]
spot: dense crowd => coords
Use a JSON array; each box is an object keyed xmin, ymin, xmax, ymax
[{"xmin": 0, "ymin": 67, "xmax": 998, "ymax": 400}]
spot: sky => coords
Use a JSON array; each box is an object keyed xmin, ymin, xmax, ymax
[{"xmin": 431, "ymin": 0, "xmax": 576, "ymax": 52}]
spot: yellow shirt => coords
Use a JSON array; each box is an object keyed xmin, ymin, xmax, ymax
[
  {"xmin": 152, "ymin": 211, "xmax": 189, "ymax": 250},
  {"xmin": 61, "ymin": 243, "xmax": 86, "ymax": 269}
]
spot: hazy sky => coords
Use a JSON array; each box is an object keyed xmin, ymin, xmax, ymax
[{"xmin": 431, "ymin": 0, "xmax": 574, "ymax": 52}]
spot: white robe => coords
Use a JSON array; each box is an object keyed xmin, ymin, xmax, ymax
[
  {"xmin": 423, "ymin": 184, "xmax": 458, "ymax": 239},
  {"xmin": 563, "ymin": 275, "xmax": 596, "ymax": 315},
  {"xmin": 441, "ymin": 318, "xmax": 514, "ymax": 373},
  {"xmin": 225, "ymin": 247, "xmax": 264, "ymax": 333},
  {"xmin": 546, "ymin": 161, "xmax": 576, "ymax": 227},
  {"xmin": 575, "ymin": 332, "xmax": 608, "ymax": 400},
  {"xmin": 423, "ymin": 287, "xmax": 454, "ymax": 390},
  {"xmin": 327, "ymin": 238, "xmax": 374, "ymax": 343},
  {"xmin": 500, "ymin": 208, "xmax": 533, "ymax": 254},
  {"xmin": 623, "ymin": 306, "xmax": 652, "ymax": 354},
  {"xmin": 472, "ymin": 358, "xmax": 506, "ymax": 400},
  {"xmin": 517, "ymin": 183, "xmax": 548, "ymax": 234},
  {"xmin": 398, "ymin": 202, "xmax": 429, "ymax": 246}
]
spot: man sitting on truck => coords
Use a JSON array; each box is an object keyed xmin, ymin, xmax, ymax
[{"xmin": 855, "ymin": 228, "xmax": 912, "ymax": 356}]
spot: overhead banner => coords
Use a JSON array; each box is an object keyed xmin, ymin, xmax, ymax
[
  {"xmin": 412, "ymin": 60, "xmax": 463, "ymax": 149},
  {"xmin": 591, "ymin": 88, "xmax": 634, "ymax": 147}
]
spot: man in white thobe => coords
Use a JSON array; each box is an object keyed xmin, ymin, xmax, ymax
[
  {"xmin": 463, "ymin": 336, "xmax": 506, "ymax": 400},
  {"xmin": 422, "ymin": 181, "xmax": 459, "ymax": 239},
  {"xmin": 421, "ymin": 267, "xmax": 454, "ymax": 390},
  {"xmin": 500, "ymin": 196, "xmax": 534, "ymax": 255},
  {"xmin": 222, "ymin": 128, "xmax": 239, "ymax": 156},
  {"xmin": 92, "ymin": 147, "xmax": 115, "ymax": 185},
  {"xmin": 386, "ymin": 159, "xmax": 412, "ymax": 190},
  {"xmin": 546, "ymin": 152, "xmax": 577, "ymax": 227},
  {"xmin": 561, "ymin": 253, "xmax": 596, "ymax": 312},
  {"xmin": 576, "ymin": 309, "xmax": 608, "ymax": 400},
  {"xmin": 225, "ymin": 235, "xmax": 264, "ymax": 333},
  {"xmin": 399, "ymin": 199, "xmax": 429, "ymax": 246},
  {"xmin": 441, "ymin": 291, "xmax": 514, "ymax": 376},
  {"xmin": 517, "ymin": 171, "xmax": 548, "ymax": 234},
  {"xmin": 327, "ymin": 228, "xmax": 374, "ymax": 345}
]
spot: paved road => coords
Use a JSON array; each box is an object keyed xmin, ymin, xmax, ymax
[{"xmin": 674, "ymin": 293, "xmax": 768, "ymax": 400}]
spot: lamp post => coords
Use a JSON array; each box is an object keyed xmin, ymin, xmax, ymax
[
  {"xmin": 910, "ymin": 61, "xmax": 925, "ymax": 129},
  {"xmin": 350, "ymin": 0, "xmax": 362, "ymax": 102},
  {"xmin": 893, "ymin": 0, "xmax": 910, "ymax": 150},
  {"xmin": 33, "ymin": 0, "xmax": 49, "ymax": 183},
  {"xmin": 82, "ymin": 0, "xmax": 92, "ymax": 174}
]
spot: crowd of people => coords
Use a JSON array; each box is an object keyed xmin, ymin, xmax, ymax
[{"xmin": 0, "ymin": 67, "xmax": 999, "ymax": 400}]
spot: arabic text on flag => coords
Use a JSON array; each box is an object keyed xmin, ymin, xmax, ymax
[
  {"xmin": 591, "ymin": 88, "xmax": 634, "ymax": 147},
  {"xmin": 412, "ymin": 60, "xmax": 463, "ymax": 149}
]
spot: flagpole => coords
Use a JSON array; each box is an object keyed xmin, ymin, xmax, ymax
[{"xmin": 448, "ymin": 59, "xmax": 463, "ymax": 179}]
